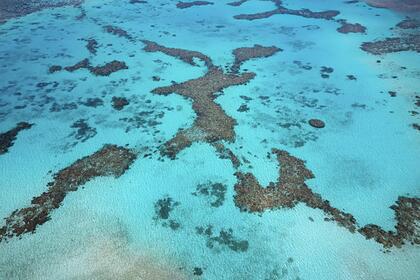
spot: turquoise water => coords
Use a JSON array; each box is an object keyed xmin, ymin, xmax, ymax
[{"xmin": 0, "ymin": 0, "xmax": 419, "ymax": 279}]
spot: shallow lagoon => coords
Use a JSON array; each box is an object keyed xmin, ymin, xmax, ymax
[{"xmin": 0, "ymin": 0, "xmax": 419, "ymax": 279}]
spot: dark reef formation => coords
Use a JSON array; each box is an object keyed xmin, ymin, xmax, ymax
[
  {"xmin": 361, "ymin": 35, "xmax": 420, "ymax": 55},
  {"xmin": 0, "ymin": 145, "xmax": 137, "ymax": 242},
  {"xmin": 142, "ymin": 40, "xmax": 214, "ymax": 68},
  {"xmin": 0, "ymin": 0, "xmax": 83, "ymax": 24},
  {"xmin": 48, "ymin": 65, "xmax": 62, "ymax": 73},
  {"xmin": 396, "ymin": 18, "xmax": 420, "ymax": 29},
  {"xmin": 112, "ymin": 96, "xmax": 129, "ymax": 111},
  {"xmin": 0, "ymin": 122, "xmax": 33, "ymax": 155},
  {"xmin": 151, "ymin": 68, "xmax": 250, "ymax": 158},
  {"xmin": 68, "ymin": 119, "xmax": 97, "ymax": 145},
  {"xmin": 234, "ymin": 149, "xmax": 420, "ymax": 248},
  {"xmin": 130, "ymin": 0, "xmax": 148, "ymax": 3},
  {"xmin": 153, "ymin": 196, "xmax": 181, "ymax": 230},
  {"xmin": 308, "ymin": 119, "xmax": 325, "ymax": 128},
  {"xmin": 53, "ymin": 59, "xmax": 128, "ymax": 76},
  {"xmin": 230, "ymin": 45, "xmax": 282, "ymax": 73},
  {"xmin": 359, "ymin": 197, "xmax": 419, "ymax": 248},
  {"xmin": 212, "ymin": 142, "xmax": 241, "ymax": 169},
  {"xmin": 142, "ymin": 40, "xmax": 280, "ymax": 159},
  {"xmin": 227, "ymin": 0, "xmax": 249, "ymax": 6},
  {"xmin": 337, "ymin": 20, "xmax": 367, "ymax": 34},
  {"xmin": 365, "ymin": 0, "xmax": 420, "ymax": 12},
  {"xmin": 176, "ymin": 1, "xmax": 214, "ymax": 9},
  {"xmin": 192, "ymin": 182, "xmax": 227, "ymax": 207},
  {"xmin": 231, "ymin": 0, "xmax": 370, "ymax": 35},
  {"xmin": 320, "ymin": 66, "xmax": 334, "ymax": 78},
  {"xmin": 90, "ymin": 61, "xmax": 128, "ymax": 76},
  {"xmin": 234, "ymin": 149, "xmax": 357, "ymax": 232},
  {"xmin": 233, "ymin": 0, "xmax": 339, "ymax": 21},
  {"xmin": 104, "ymin": 25, "xmax": 133, "ymax": 40},
  {"xmin": 85, "ymin": 38, "xmax": 98, "ymax": 55},
  {"xmin": 196, "ymin": 225, "xmax": 249, "ymax": 252}
]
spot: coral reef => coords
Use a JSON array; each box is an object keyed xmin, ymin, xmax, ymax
[
  {"xmin": 396, "ymin": 18, "xmax": 420, "ymax": 29},
  {"xmin": 68, "ymin": 119, "xmax": 97, "ymax": 146},
  {"xmin": 104, "ymin": 25, "xmax": 133, "ymax": 40},
  {"xmin": 85, "ymin": 38, "xmax": 98, "ymax": 54},
  {"xmin": 337, "ymin": 20, "xmax": 367, "ymax": 34},
  {"xmin": 0, "ymin": 145, "xmax": 137, "ymax": 242},
  {"xmin": 143, "ymin": 41, "xmax": 280, "ymax": 159},
  {"xmin": 0, "ymin": 0, "xmax": 83, "ymax": 24},
  {"xmin": 365, "ymin": 0, "xmax": 420, "ymax": 12},
  {"xmin": 142, "ymin": 40, "xmax": 214, "ymax": 68},
  {"xmin": 196, "ymin": 225, "xmax": 249, "ymax": 252},
  {"xmin": 234, "ymin": 149, "xmax": 420, "ymax": 248},
  {"xmin": 192, "ymin": 182, "xmax": 227, "ymax": 207},
  {"xmin": 54, "ymin": 59, "xmax": 128, "ymax": 76},
  {"xmin": 112, "ymin": 96, "xmax": 130, "ymax": 111},
  {"xmin": 90, "ymin": 61, "xmax": 128, "ymax": 76},
  {"xmin": 227, "ymin": 0, "xmax": 249, "ymax": 6},
  {"xmin": 308, "ymin": 119, "xmax": 325, "ymax": 128},
  {"xmin": 212, "ymin": 142, "xmax": 241, "ymax": 168},
  {"xmin": 359, "ymin": 196, "xmax": 420, "ymax": 248},
  {"xmin": 48, "ymin": 65, "xmax": 62, "ymax": 73},
  {"xmin": 176, "ymin": 1, "xmax": 214, "ymax": 9},
  {"xmin": 153, "ymin": 196, "xmax": 181, "ymax": 230},
  {"xmin": 361, "ymin": 35, "xmax": 420, "ymax": 55},
  {"xmin": 234, "ymin": 149, "xmax": 357, "ymax": 234},
  {"xmin": 234, "ymin": 0, "xmax": 339, "ymax": 21},
  {"xmin": 231, "ymin": 44, "xmax": 282, "ymax": 73},
  {"xmin": 0, "ymin": 122, "xmax": 33, "ymax": 155}
]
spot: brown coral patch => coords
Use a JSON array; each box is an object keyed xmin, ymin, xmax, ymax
[
  {"xmin": 86, "ymin": 38, "xmax": 98, "ymax": 55},
  {"xmin": 337, "ymin": 20, "xmax": 367, "ymax": 34},
  {"xmin": 89, "ymin": 60, "xmax": 128, "ymax": 76},
  {"xmin": 361, "ymin": 35, "xmax": 420, "ymax": 55},
  {"xmin": 0, "ymin": 144, "xmax": 137, "ymax": 242},
  {"xmin": 359, "ymin": 197, "xmax": 420, "ymax": 248},
  {"xmin": 142, "ymin": 40, "xmax": 214, "ymax": 68},
  {"xmin": 0, "ymin": 122, "xmax": 33, "ymax": 155},
  {"xmin": 152, "ymin": 68, "xmax": 253, "ymax": 158},
  {"xmin": 231, "ymin": 44, "xmax": 282, "ymax": 73},
  {"xmin": 0, "ymin": 0, "xmax": 83, "ymax": 24},
  {"xmin": 227, "ymin": 0, "xmax": 249, "ymax": 6},
  {"xmin": 112, "ymin": 96, "xmax": 130, "ymax": 111},
  {"xmin": 176, "ymin": 1, "xmax": 214, "ymax": 9},
  {"xmin": 104, "ymin": 25, "xmax": 133, "ymax": 40},
  {"xmin": 365, "ymin": 0, "xmax": 420, "ymax": 12},
  {"xmin": 56, "ymin": 59, "xmax": 128, "ymax": 76},
  {"xmin": 396, "ymin": 18, "xmax": 420, "ymax": 29},
  {"xmin": 234, "ymin": 0, "xmax": 339, "ymax": 21},
  {"xmin": 212, "ymin": 142, "xmax": 241, "ymax": 169}
]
